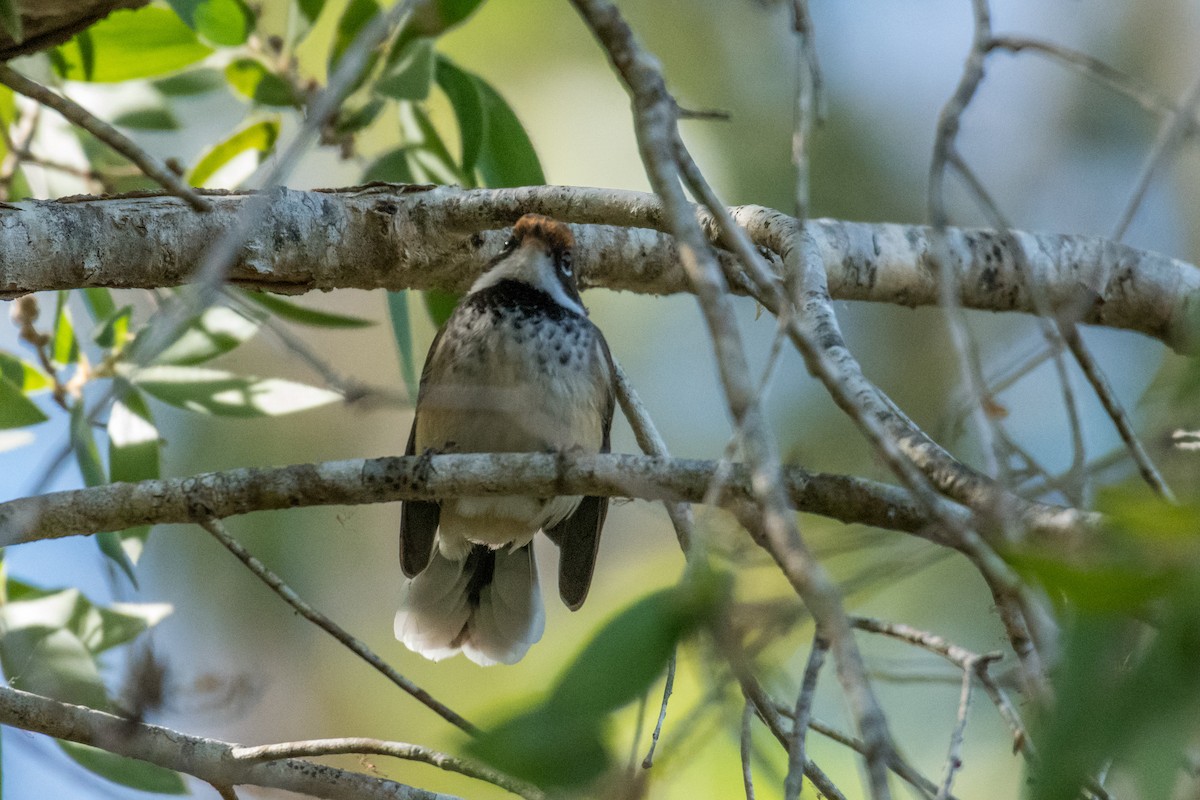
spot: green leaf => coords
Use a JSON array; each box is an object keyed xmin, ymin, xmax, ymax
[
  {"xmin": 168, "ymin": 0, "xmax": 254, "ymax": 46},
  {"xmin": 374, "ymin": 38, "xmax": 435, "ymax": 101},
  {"xmin": 57, "ymin": 741, "xmax": 186, "ymax": 795},
  {"xmin": 411, "ymin": 104, "xmax": 460, "ymax": 180},
  {"xmin": 188, "ymin": 118, "xmax": 279, "ymax": 188},
  {"xmin": 423, "ymin": 289, "xmax": 459, "ymax": 327},
  {"xmin": 0, "ymin": 587, "xmax": 169, "ymax": 657},
  {"xmin": 92, "ymin": 306, "xmax": 133, "ymax": 349},
  {"xmin": 475, "ymin": 75, "xmax": 544, "ymax": 187},
  {"xmin": 363, "ymin": 147, "xmax": 416, "ymax": 183},
  {"xmin": 468, "ymin": 569, "xmax": 724, "ymax": 789},
  {"xmin": 154, "ymin": 306, "xmax": 261, "ymax": 365},
  {"xmin": 54, "ymin": 7, "xmax": 213, "ymax": 82},
  {"xmin": 387, "ymin": 292, "xmax": 417, "ymax": 401},
  {"xmin": 436, "ymin": 56, "xmax": 484, "ymax": 175},
  {"xmin": 297, "ymin": 0, "xmax": 326, "ymax": 24},
  {"xmin": 334, "ymin": 96, "xmax": 385, "ymax": 135},
  {"xmin": 0, "ymin": 591, "xmax": 109, "ymax": 707},
  {"xmin": 69, "ymin": 402, "xmax": 105, "ymax": 488},
  {"xmin": 0, "ymin": 0, "xmax": 22, "ymax": 44},
  {"xmin": 0, "ymin": 375, "xmax": 48, "ymax": 429},
  {"xmin": 549, "ymin": 573, "xmax": 721, "ymax": 715},
  {"xmin": 81, "ymin": 288, "xmax": 117, "ymax": 321},
  {"xmin": 225, "ymin": 58, "xmax": 297, "ymax": 106},
  {"xmin": 239, "ymin": 291, "xmax": 374, "ymax": 328},
  {"xmin": 0, "ymin": 351, "xmax": 51, "ymax": 393},
  {"xmin": 155, "ymin": 68, "xmax": 225, "ymax": 95},
  {"xmin": 113, "ymin": 107, "xmax": 179, "ymax": 130},
  {"xmin": 1006, "ymin": 549, "xmax": 1175, "ymax": 614},
  {"xmin": 108, "ymin": 389, "xmax": 161, "ymax": 563},
  {"xmin": 194, "ymin": 0, "xmax": 254, "ymax": 46},
  {"xmin": 406, "ymin": 0, "xmax": 486, "ymax": 38},
  {"xmin": 468, "ymin": 707, "xmax": 609, "ymax": 790},
  {"xmin": 52, "ymin": 292, "xmax": 78, "ymax": 366},
  {"xmin": 331, "ymin": 0, "xmax": 380, "ymax": 74},
  {"xmin": 129, "ymin": 365, "xmax": 342, "ymax": 417},
  {"xmin": 82, "ymin": 601, "xmax": 173, "ymax": 655},
  {"xmin": 0, "ymin": 627, "xmax": 107, "ymax": 707},
  {"xmin": 70, "ymin": 401, "xmax": 139, "ymax": 583}
]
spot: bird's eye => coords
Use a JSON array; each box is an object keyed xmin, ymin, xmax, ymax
[{"xmin": 558, "ymin": 250, "xmax": 573, "ymax": 276}]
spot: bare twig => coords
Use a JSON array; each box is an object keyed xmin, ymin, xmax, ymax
[
  {"xmin": 0, "ymin": 65, "xmax": 210, "ymax": 212},
  {"xmin": 936, "ymin": 656, "xmax": 991, "ymax": 800},
  {"xmin": 0, "ymin": 684, "xmax": 457, "ymax": 800},
  {"xmin": 988, "ymin": 36, "xmax": 1185, "ymax": 122},
  {"xmin": 1058, "ymin": 323, "xmax": 1175, "ymax": 501},
  {"xmin": 198, "ymin": 518, "xmax": 477, "ymax": 736},
  {"xmin": 230, "ymin": 738, "xmax": 544, "ymax": 800},
  {"xmin": 642, "ymin": 651, "xmax": 676, "ymax": 768},
  {"xmin": 785, "ymin": 633, "xmax": 828, "ymax": 800},
  {"xmin": 8, "ymin": 451, "xmax": 1071, "ymax": 548},
  {"xmin": 567, "ymin": 5, "xmax": 899, "ymax": 787},
  {"xmin": 1111, "ymin": 72, "xmax": 1200, "ymax": 242},
  {"xmin": 741, "ymin": 698, "xmax": 757, "ymax": 800}
]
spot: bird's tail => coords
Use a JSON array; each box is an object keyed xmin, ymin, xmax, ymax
[{"xmin": 394, "ymin": 542, "xmax": 545, "ymax": 666}]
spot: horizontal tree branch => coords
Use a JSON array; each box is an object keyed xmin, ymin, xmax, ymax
[
  {"xmin": 0, "ymin": 185, "xmax": 1195, "ymax": 352},
  {"xmin": 0, "ymin": 684, "xmax": 457, "ymax": 800},
  {"xmin": 229, "ymin": 738, "xmax": 543, "ymax": 800},
  {"xmin": 0, "ymin": 453, "xmax": 1097, "ymax": 554}
]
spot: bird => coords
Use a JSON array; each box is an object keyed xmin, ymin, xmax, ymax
[{"xmin": 395, "ymin": 213, "xmax": 615, "ymax": 666}]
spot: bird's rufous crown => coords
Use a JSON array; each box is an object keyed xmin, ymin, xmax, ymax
[{"xmin": 512, "ymin": 213, "xmax": 573, "ymax": 251}]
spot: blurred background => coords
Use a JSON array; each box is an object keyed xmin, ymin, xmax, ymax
[{"xmin": 2, "ymin": 0, "xmax": 1200, "ymax": 797}]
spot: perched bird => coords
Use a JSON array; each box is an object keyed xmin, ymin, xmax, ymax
[{"xmin": 395, "ymin": 214, "xmax": 615, "ymax": 666}]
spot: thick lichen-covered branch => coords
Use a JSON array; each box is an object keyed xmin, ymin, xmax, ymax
[{"xmin": 0, "ymin": 185, "xmax": 1195, "ymax": 352}]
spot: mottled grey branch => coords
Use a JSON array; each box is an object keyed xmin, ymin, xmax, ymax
[
  {"xmin": 0, "ymin": 185, "xmax": 1195, "ymax": 352},
  {"xmin": 0, "ymin": 452, "xmax": 1016, "ymax": 545},
  {"xmin": 0, "ymin": 684, "xmax": 457, "ymax": 800}
]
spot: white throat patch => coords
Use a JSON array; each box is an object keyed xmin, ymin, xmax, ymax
[{"xmin": 471, "ymin": 242, "xmax": 586, "ymax": 316}]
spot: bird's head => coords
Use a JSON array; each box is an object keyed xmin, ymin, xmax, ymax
[{"xmin": 469, "ymin": 214, "xmax": 584, "ymax": 315}]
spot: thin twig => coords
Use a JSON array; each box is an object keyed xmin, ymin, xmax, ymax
[
  {"xmin": 740, "ymin": 698, "xmax": 757, "ymax": 800},
  {"xmin": 936, "ymin": 658, "xmax": 985, "ymax": 800},
  {"xmin": 785, "ymin": 633, "xmax": 828, "ymax": 800},
  {"xmin": 229, "ymin": 738, "xmax": 544, "ymax": 800},
  {"xmin": 1111, "ymin": 72, "xmax": 1200, "ymax": 242},
  {"xmin": 0, "ymin": 683, "xmax": 456, "ymax": 800},
  {"xmin": 642, "ymin": 650, "xmax": 676, "ymax": 768},
  {"xmin": 0, "ymin": 65, "xmax": 210, "ymax": 212},
  {"xmin": 198, "ymin": 518, "xmax": 478, "ymax": 736},
  {"xmin": 1058, "ymin": 323, "xmax": 1175, "ymax": 501},
  {"xmin": 988, "ymin": 36, "xmax": 1185, "ymax": 122}
]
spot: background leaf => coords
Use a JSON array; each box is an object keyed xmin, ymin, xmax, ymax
[
  {"xmin": 0, "ymin": 0, "xmax": 22, "ymax": 43},
  {"xmin": 387, "ymin": 292, "xmax": 417, "ymax": 402},
  {"xmin": 129, "ymin": 366, "xmax": 342, "ymax": 417},
  {"xmin": 188, "ymin": 118, "xmax": 279, "ymax": 187},
  {"xmin": 363, "ymin": 147, "xmax": 417, "ymax": 183},
  {"xmin": 0, "ymin": 376, "xmax": 48, "ymax": 429},
  {"xmin": 0, "ymin": 352, "xmax": 51, "ymax": 393},
  {"xmin": 225, "ymin": 59, "xmax": 297, "ymax": 107},
  {"xmin": 54, "ymin": 7, "xmax": 213, "ymax": 82},
  {"xmin": 475, "ymin": 74, "xmax": 545, "ymax": 187},
  {"xmin": 153, "ymin": 306, "xmax": 262, "ymax": 365},
  {"xmin": 375, "ymin": 38, "xmax": 435, "ymax": 101},
  {"xmin": 435, "ymin": 56, "xmax": 484, "ymax": 176},
  {"xmin": 108, "ymin": 389, "xmax": 162, "ymax": 564},
  {"xmin": 240, "ymin": 291, "xmax": 374, "ymax": 328},
  {"xmin": 57, "ymin": 742, "xmax": 186, "ymax": 795},
  {"xmin": 113, "ymin": 107, "xmax": 180, "ymax": 131}
]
